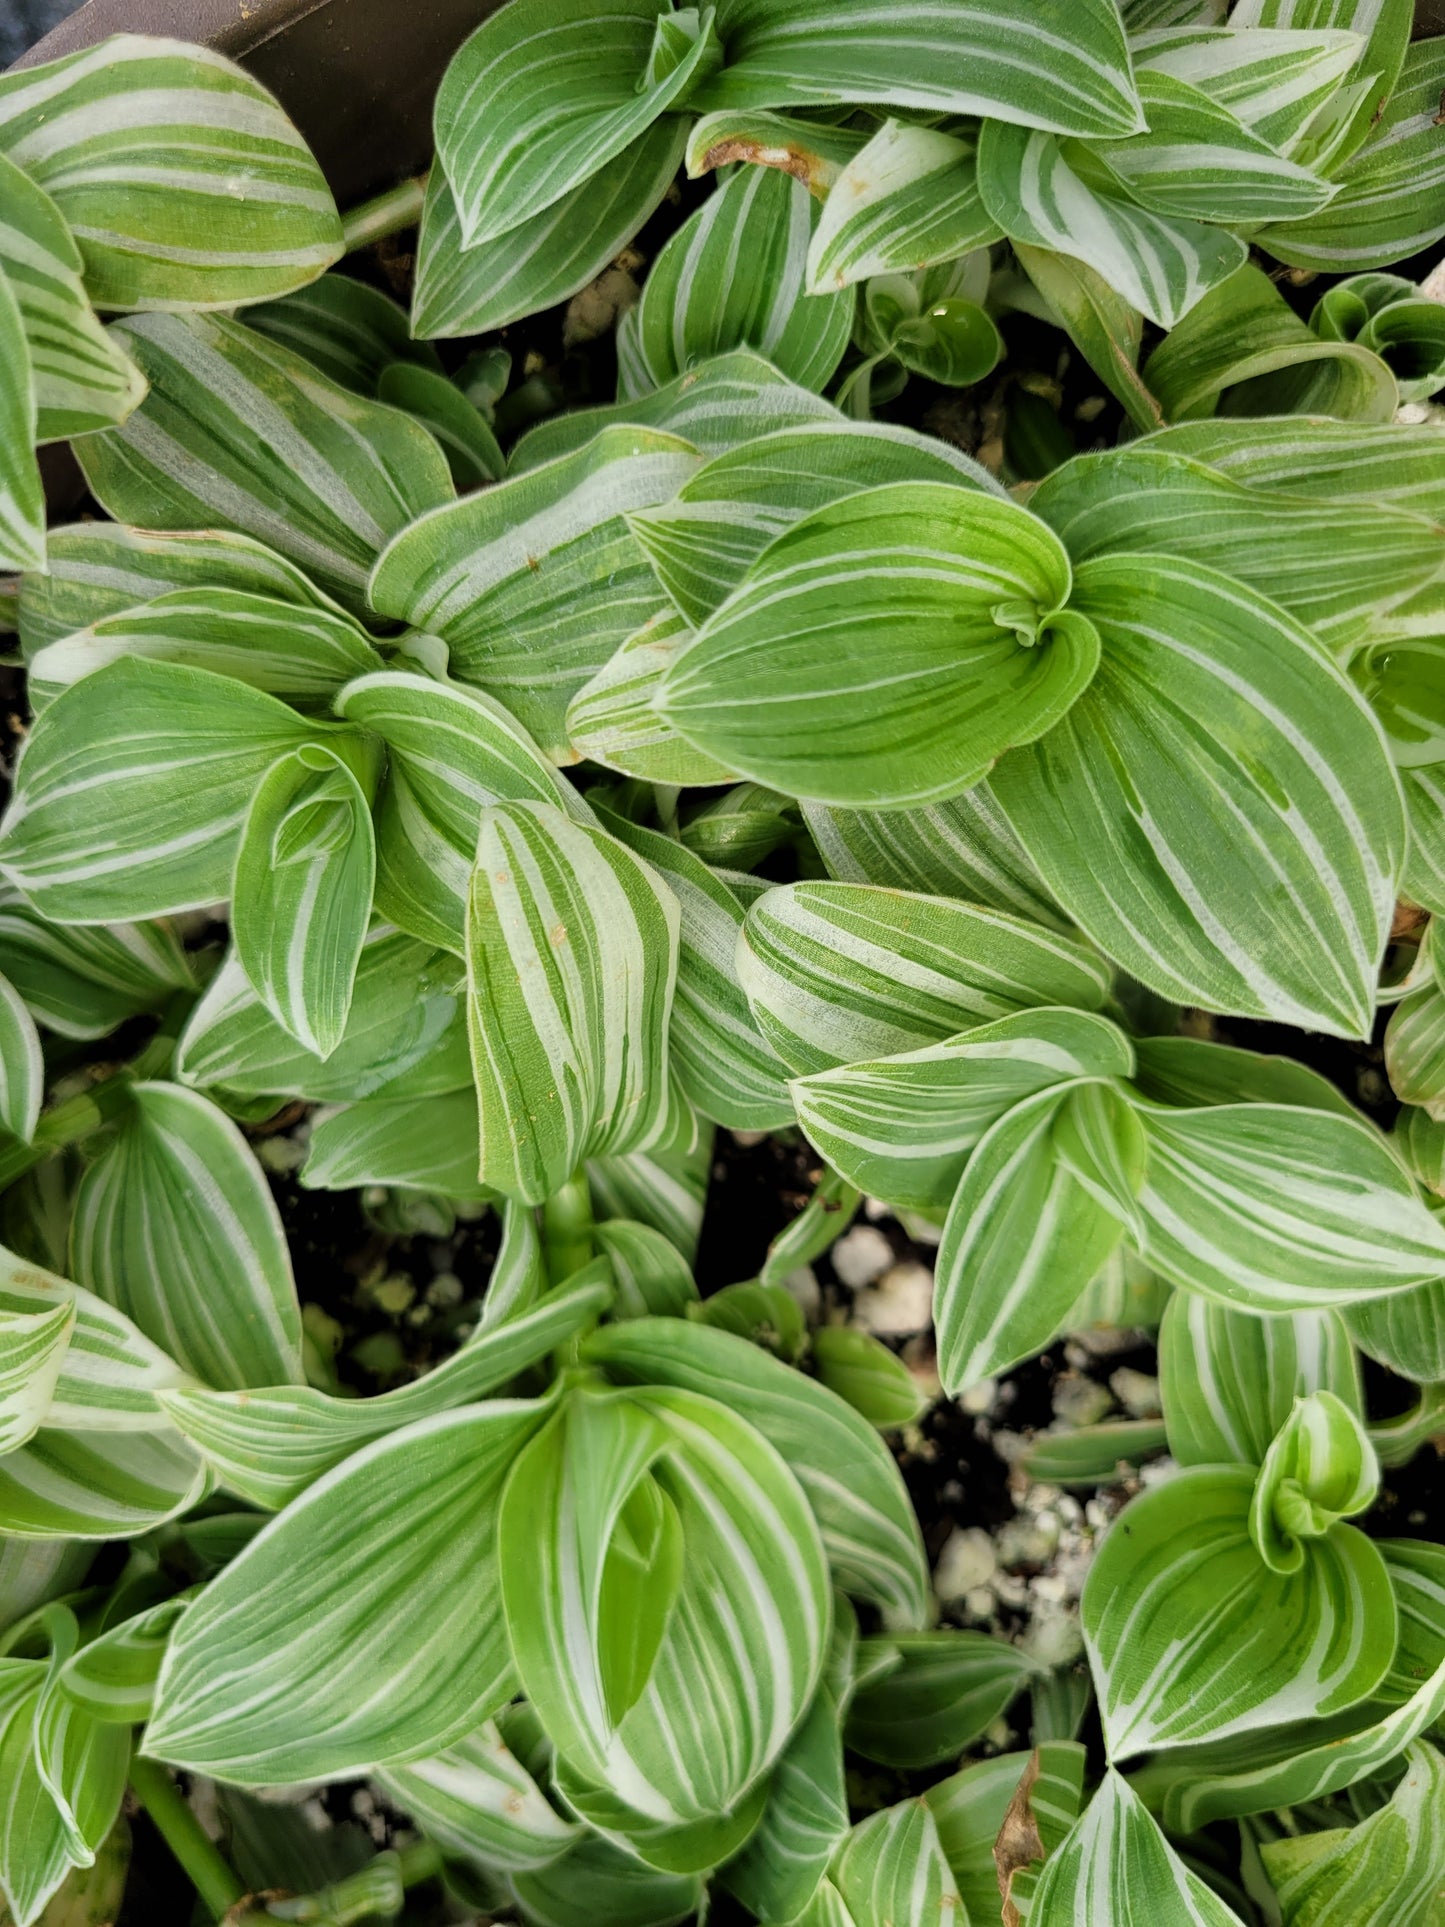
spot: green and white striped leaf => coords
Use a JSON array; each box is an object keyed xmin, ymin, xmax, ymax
[
  {"xmin": 1029, "ymin": 1770, "xmax": 1246, "ymax": 1926},
  {"xmin": 0, "ymin": 263, "xmax": 44, "ymax": 576},
  {"xmin": 596, "ymin": 810, "xmax": 792, "ymax": 1131},
  {"xmin": 845, "ymin": 1632, "xmax": 1038, "ymax": 1768},
  {"xmin": 176, "ymin": 930, "xmax": 468, "ymax": 1106},
  {"xmin": 1090, "ymin": 69, "xmax": 1336, "ymax": 223},
  {"xmin": 758, "ymin": 1168, "xmax": 861, "ymax": 1291},
  {"xmin": 684, "ymin": 106, "xmax": 868, "ymax": 195},
  {"xmin": 792, "ymin": 1007, "xmax": 1134, "ymax": 1211},
  {"xmin": 1011, "ymin": 241, "xmax": 1164, "ymax": 435},
  {"xmin": 991, "ymin": 554, "xmax": 1404, "ymax": 1036},
  {"xmin": 658, "ymin": 484, "xmax": 1097, "ymax": 808},
  {"xmin": 926, "ymin": 1744, "xmax": 1087, "ymax": 1923},
  {"xmin": 499, "ymin": 1381, "xmax": 830, "ymax": 1824},
  {"xmin": 158, "ymin": 1273, "xmax": 611, "ymax": 1509},
  {"xmin": 1141, "ymin": 414, "xmax": 1445, "ymax": 511},
  {"xmin": 370, "ymin": 427, "xmax": 700, "ymax": 758},
  {"xmin": 565, "ymin": 609, "xmax": 739, "ymax": 786},
  {"xmin": 806, "ymin": 120, "xmax": 1001, "ymax": 296},
  {"xmin": 75, "ymin": 313, "xmax": 452, "ymax": 613},
  {"xmin": 1140, "ymin": 1648, "xmax": 1445, "ymax": 1832},
  {"xmin": 376, "ymin": 1721, "xmax": 580, "ymax": 1876},
  {"xmin": 17, "ymin": 521, "xmax": 355, "ymax": 659},
  {"xmin": 376, "ymin": 363, "xmax": 504, "ymax": 490},
  {"xmin": 1132, "ymin": 21, "xmax": 1366, "ymax": 155},
  {"xmin": 1130, "ymin": 1033, "xmax": 1358, "ymax": 1117},
  {"xmin": 0, "ymin": 1249, "xmax": 193, "ymax": 1434},
  {"xmin": 592, "ymin": 1220, "xmax": 698, "ymax": 1320},
  {"xmin": 1158, "ymin": 1294, "xmax": 1362, "ymax": 1466},
  {"xmin": 0, "ymin": 971, "xmax": 42, "ymax": 1146},
  {"xmin": 232, "ymin": 744, "xmax": 378, "ymax": 1057},
  {"xmin": 1404, "ymin": 767, "xmax": 1445, "ymax": 920},
  {"xmin": 621, "ymin": 165, "xmax": 852, "ymax": 398},
  {"xmin": 975, "ymin": 117, "xmax": 1246, "ymax": 330},
  {"xmin": 413, "ymin": 124, "xmax": 686, "ymax": 338},
  {"xmin": 434, "ymin": 0, "xmax": 719, "ymax": 251},
  {"xmin": 738, "ymin": 881, "xmax": 1110, "ymax": 1077},
  {"xmin": 1235, "ymin": 0, "xmax": 1413, "ymax": 161},
  {"xmin": 0, "ymin": 1297, "xmax": 73, "ymax": 1458},
  {"xmin": 59, "ymin": 1593, "xmax": 190, "ymax": 1727},
  {"xmin": 506, "ymin": 1834, "xmax": 701, "ymax": 1927},
  {"xmin": 1028, "ymin": 443, "xmax": 1442, "ymax": 651},
  {"xmin": 509, "ymin": 348, "xmax": 837, "ymax": 472},
  {"xmin": 0, "ymin": 659, "xmax": 321, "ymax": 923},
  {"xmin": 1082, "ymin": 1465, "xmax": 1396, "ymax": 1760},
  {"xmin": 466, "ymin": 802, "xmax": 680, "ymax": 1204},
  {"xmin": 1354, "ymin": 634, "xmax": 1445, "ymax": 771},
  {"xmin": 721, "ymin": 1674, "xmax": 848, "ymax": 1923},
  {"xmin": 584, "ymin": 1317, "xmax": 929, "ymax": 1624},
  {"xmin": 243, "ymin": 273, "xmax": 441, "ymax": 395},
  {"xmin": 146, "ymin": 1400, "xmax": 550, "ymax": 1781},
  {"xmin": 1346, "ymin": 1278, "xmax": 1445, "ymax": 1384},
  {"xmin": 1380, "ymin": 1540, "xmax": 1445, "ymax": 1702},
  {"xmin": 828, "ymin": 1797, "xmax": 963, "ymax": 1927},
  {"xmin": 0, "ymin": 35, "xmax": 342, "ymax": 311},
  {"xmin": 550, "ymin": 1727, "xmax": 770, "ymax": 1876},
  {"xmin": 697, "ymin": 0, "xmax": 1145, "ymax": 137},
  {"xmin": 1386, "ymin": 979, "xmax": 1445, "ymax": 1118},
  {"xmin": 934, "ymin": 1083, "xmax": 1134, "ymax": 1394},
  {"xmin": 588, "ymin": 1141, "xmax": 710, "ymax": 1266},
  {"xmin": 1143, "ymin": 262, "xmax": 1397, "ymax": 422},
  {"xmin": 302, "ymin": 1090, "xmax": 487, "ymax": 1199},
  {"xmin": 1249, "ymin": 1389, "xmax": 1378, "ymax": 1574},
  {"xmin": 628, "ymin": 418, "xmax": 1002, "ymax": 629},
  {"xmin": 1313, "ymin": 270, "xmax": 1445, "ymax": 403},
  {"xmin": 27, "ymin": 587, "xmax": 383, "ymax": 717},
  {"xmin": 847, "ymin": 262, "xmax": 1002, "ymax": 405},
  {"xmin": 1260, "ymin": 1739, "xmax": 1445, "ymax": 1927},
  {"xmin": 0, "ymin": 151, "xmax": 145, "ymax": 443},
  {"xmin": 810, "ymin": 1327, "xmax": 923, "ymax": 1431},
  {"xmin": 70, "ymin": 1081, "xmax": 303, "ymax": 1392},
  {"xmin": 1135, "ymin": 1099, "xmax": 1445, "ymax": 1310},
  {"xmin": 336, "ymin": 671, "xmax": 575, "ymax": 956},
  {"xmin": 679, "ymin": 782, "xmax": 798, "ymax": 870},
  {"xmin": 802, "ymin": 790, "xmax": 1063, "ymax": 929},
  {"xmin": 1260, "ymin": 39, "xmax": 1445, "ymax": 270},
  {"xmin": 0, "ymin": 1425, "xmax": 207, "ymax": 1541}
]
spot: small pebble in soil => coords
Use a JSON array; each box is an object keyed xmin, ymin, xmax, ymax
[
  {"xmin": 1110, "ymin": 1366, "xmax": 1162, "ymax": 1418},
  {"xmin": 853, "ymin": 1260, "xmax": 934, "ymax": 1335},
  {"xmin": 1051, "ymin": 1372, "xmax": 1113, "ymax": 1428},
  {"xmin": 934, "ymin": 1526, "xmax": 997, "ymax": 1603},
  {"xmin": 782, "ymin": 1264, "xmax": 822, "ymax": 1317},
  {"xmin": 830, "ymin": 1223, "xmax": 895, "ymax": 1291}
]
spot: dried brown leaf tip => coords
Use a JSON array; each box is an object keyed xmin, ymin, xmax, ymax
[{"xmin": 995, "ymin": 1748, "xmax": 1047, "ymax": 1927}]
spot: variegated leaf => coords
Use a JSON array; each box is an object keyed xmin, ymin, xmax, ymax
[
  {"xmin": 0, "ymin": 1426, "xmax": 207, "ymax": 1541},
  {"xmin": 58, "ymin": 1593, "xmax": 191, "ymax": 1727},
  {"xmin": 925, "ymin": 1744, "xmax": 1087, "ymax": 1924},
  {"xmin": 628, "ymin": 418, "xmax": 1003, "ymax": 629},
  {"xmin": 69, "ymin": 1081, "xmax": 303, "ymax": 1391},
  {"xmin": 0, "ymin": 659, "xmax": 323, "ymax": 922},
  {"xmin": 27, "ymin": 587, "xmax": 383, "ymax": 717},
  {"xmin": 1132, "ymin": 21, "xmax": 1366, "ymax": 154},
  {"xmin": 845, "ymin": 1633, "xmax": 1039, "ymax": 1768},
  {"xmin": 146, "ymin": 1401, "xmax": 550, "ymax": 1781},
  {"xmin": 721, "ymin": 1674, "xmax": 849, "ymax": 1922},
  {"xmin": 0, "ymin": 35, "xmax": 342, "ymax": 310},
  {"xmin": 74, "ymin": 312, "xmax": 452, "ymax": 613},
  {"xmin": 0, "ymin": 1296, "xmax": 72, "ymax": 1458},
  {"xmin": 0, "ymin": 970, "xmax": 43, "ymax": 1146},
  {"xmin": 1082, "ymin": 1465, "xmax": 1395, "ymax": 1760},
  {"xmin": 991, "ymin": 553, "xmax": 1404, "ymax": 1037},
  {"xmin": 0, "ymin": 263, "xmax": 44, "ymax": 576},
  {"xmin": 1261, "ymin": 38, "xmax": 1445, "ymax": 269},
  {"xmin": 375, "ymin": 1721, "xmax": 581, "ymax": 1875},
  {"xmin": 657, "ymin": 483, "xmax": 1098, "ymax": 809},
  {"xmin": 792, "ymin": 1007, "xmax": 1134, "ymax": 1210},
  {"xmin": 412, "ymin": 127, "xmax": 686, "ymax": 338},
  {"xmin": 1029, "ymin": 1771, "xmax": 1246, "ymax": 1925},
  {"xmin": 466, "ymin": 802, "xmax": 680, "ymax": 1204},
  {"xmin": 499, "ymin": 1381, "xmax": 830, "ymax": 1824},
  {"xmin": 807, "ymin": 120, "xmax": 1001, "ymax": 295},
  {"xmin": 369, "ymin": 427, "xmax": 700, "ymax": 758},
  {"xmin": 1158, "ymin": 1294, "xmax": 1362, "ymax": 1466},
  {"xmin": 175, "ymin": 930, "xmax": 469, "ymax": 1107},
  {"xmin": 696, "ymin": 0, "xmax": 1145, "ymax": 138},
  {"xmin": 684, "ymin": 107, "xmax": 867, "ymax": 194},
  {"xmin": 1011, "ymin": 241, "xmax": 1164, "ymax": 434},
  {"xmin": 243, "ymin": 272, "xmax": 441, "ymax": 395},
  {"xmin": 0, "ymin": 150, "xmax": 145, "ymax": 442},
  {"xmin": 738, "ymin": 881, "xmax": 1109, "ymax": 1076},
  {"xmin": 1135, "ymin": 1099, "xmax": 1445, "ymax": 1311},
  {"xmin": 509, "ymin": 347, "xmax": 837, "ymax": 472},
  {"xmin": 376, "ymin": 363, "xmax": 504, "ymax": 490},
  {"xmin": 1140, "ymin": 414, "xmax": 1445, "ymax": 512},
  {"xmin": 506, "ymin": 1834, "xmax": 701, "ymax": 1927},
  {"xmin": 302, "ymin": 1090, "xmax": 488, "ymax": 1199},
  {"xmin": 159, "ymin": 1272, "xmax": 611, "ymax": 1509},
  {"xmin": 435, "ymin": 0, "xmax": 719, "ymax": 250},
  {"xmin": 829, "ymin": 1797, "xmax": 963, "ymax": 1927},
  {"xmin": 232, "ymin": 744, "xmax": 378, "ymax": 1056},
  {"xmin": 622, "ymin": 165, "xmax": 852, "ymax": 398},
  {"xmin": 583, "ymin": 1318, "xmax": 930, "ymax": 1625},
  {"xmin": 975, "ymin": 117, "xmax": 1247, "ymax": 329},
  {"xmin": 565, "ymin": 608, "xmax": 739, "ymax": 786}
]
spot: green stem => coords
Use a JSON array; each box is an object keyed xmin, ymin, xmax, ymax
[
  {"xmin": 0, "ymin": 1073, "xmax": 136, "ymax": 1193},
  {"xmin": 1369, "ymin": 1385, "xmax": 1445, "ymax": 1468},
  {"xmin": 128, "ymin": 1757, "xmax": 246, "ymax": 1922},
  {"xmin": 341, "ymin": 176, "xmax": 427, "ymax": 253},
  {"xmin": 541, "ymin": 1171, "xmax": 595, "ymax": 1286}
]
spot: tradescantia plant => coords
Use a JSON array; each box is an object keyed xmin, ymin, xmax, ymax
[{"xmin": 5, "ymin": 0, "xmax": 1445, "ymax": 1922}]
